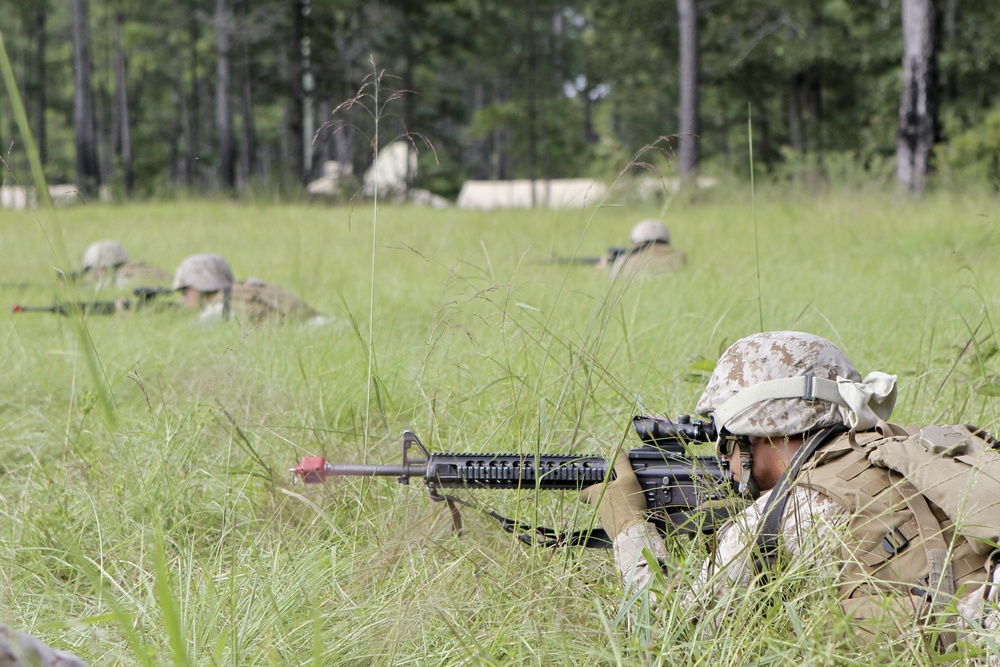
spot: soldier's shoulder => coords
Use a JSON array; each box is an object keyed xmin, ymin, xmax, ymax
[
  {"xmin": 117, "ymin": 261, "xmax": 172, "ymax": 286},
  {"xmin": 613, "ymin": 243, "xmax": 687, "ymax": 276},
  {"xmin": 231, "ymin": 280, "xmax": 319, "ymax": 321}
]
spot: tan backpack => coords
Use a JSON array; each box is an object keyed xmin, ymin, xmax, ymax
[{"xmin": 755, "ymin": 423, "xmax": 1000, "ymax": 646}]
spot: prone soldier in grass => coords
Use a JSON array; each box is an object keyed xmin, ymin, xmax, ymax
[
  {"xmin": 172, "ymin": 253, "xmax": 331, "ymax": 325},
  {"xmin": 595, "ymin": 219, "xmax": 688, "ymax": 278},
  {"xmin": 74, "ymin": 240, "xmax": 172, "ymax": 289},
  {"xmin": 583, "ymin": 331, "xmax": 1000, "ymax": 657}
]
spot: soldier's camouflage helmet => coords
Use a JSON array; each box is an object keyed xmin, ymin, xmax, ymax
[
  {"xmin": 0, "ymin": 624, "xmax": 89, "ymax": 667},
  {"xmin": 82, "ymin": 240, "xmax": 128, "ymax": 270},
  {"xmin": 629, "ymin": 219, "xmax": 670, "ymax": 245},
  {"xmin": 172, "ymin": 253, "xmax": 234, "ymax": 292},
  {"xmin": 695, "ymin": 331, "xmax": 862, "ymax": 437}
]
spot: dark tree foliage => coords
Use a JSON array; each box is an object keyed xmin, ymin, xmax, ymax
[{"xmin": 0, "ymin": 0, "xmax": 998, "ymax": 199}]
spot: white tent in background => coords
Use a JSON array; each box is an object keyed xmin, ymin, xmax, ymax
[
  {"xmin": 456, "ymin": 178, "xmax": 606, "ymax": 210},
  {"xmin": 362, "ymin": 141, "xmax": 417, "ymax": 198}
]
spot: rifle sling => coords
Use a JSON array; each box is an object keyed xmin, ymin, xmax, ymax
[
  {"xmin": 436, "ymin": 492, "xmax": 613, "ymax": 548},
  {"xmin": 751, "ymin": 425, "xmax": 846, "ymax": 576}
]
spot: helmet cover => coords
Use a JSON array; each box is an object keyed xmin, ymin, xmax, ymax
[
  {"xmin": 695, "ymin": 331, "xmax": 862, "ymax": 437},
  {"xmin": 172, "ymin": 253, "xmax": 234, "ymax": 292},
  {"xmin": 82, "ymin": 240, "xmax": 128, "ymax": 269},
  {"xmin": 629, "ymin": 219, "xmax": 670, "ymax": 245}
]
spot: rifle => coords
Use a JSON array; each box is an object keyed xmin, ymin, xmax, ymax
[
  {"xmin": 11, "ymin": 300, "xmax": 128, "ymax": 315},
  {"xmin": 132, "ymin": 286, "xmax": 175, "ymax": 303},
  {"xmin": 11, "ymin": 287, "xmax": 176, "ymax": 316},
  {"xmin": 536, "ymin": 246, "xmax": 627, "ymax": 266},
  {"xmin": 290, "ymin": 415, "xmax": 736, "ymax": 547}
]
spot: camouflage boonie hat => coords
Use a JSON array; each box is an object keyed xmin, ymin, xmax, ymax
[
  {"xmin": 172, "ymin": 254, "xmax": 234, "ymax": 292},
  {"xmin": 695, "ymin": 331, "xmax": 862, "ymax": 437},
  {"xmin": 630, "ymin": 219, "xmax": 670, "ymax": 245},
  {"xmin": 82, "ymin": 240, "xmax": 128, "ymax": 270}
]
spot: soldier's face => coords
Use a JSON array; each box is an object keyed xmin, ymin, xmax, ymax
[{"xmin": 180, "ymin": 287, "xmax": 201, "ymax": 308}]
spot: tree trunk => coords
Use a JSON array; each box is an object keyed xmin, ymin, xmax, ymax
[
  {"xmin": 288, "ymin": 0, "xmax": 306, "ymax": 183},
  {"xmin": 175, "ymin": 39, "xmax": 189, "ymax": 185},
  {"xmin": 676, "ymin": 0, "xmax": 699, "ymax": 184},
  {"xmin": 113, "ymin": 8, "xmax": 133, "ymax": 196},
  {"xmin": 71, "ymin": 0, "xmax": 100, "ymax": 198},
  {"xmin": 526, "ymin": 0, "xmax": 538, "ymax": 206},
  {"xmin": 184, "ymin": 10, "xmax": 202, "ymax": 187},
  {"xmin": 787, "ymin": 72, "xmax": 803, "ymax": 152},
  {"xmin": 215, "ymin": 0, "xmax": 236, "ymax": 190},
  {"xmin": 401, "ymin": 6, "xmax": 416, "ymax": 194},
  {"xmin": 897, "ymin": 0, "xmax": 939, "ymax": 193},
  {"xmin": 33, "ymin": 3, "xmax": 47, "ymax": 165},
  {"xmin": 237, "ymin": 0, "xmax": 257, "ymax": 185}
]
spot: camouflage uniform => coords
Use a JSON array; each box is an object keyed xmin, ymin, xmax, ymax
[
  {"xmin": 103, "ymin": 261, "xmax": 172, "ymax": 289},
  {"xmin": 613, "ymin": 458, "xmax": 1000, "ymax": 658},
  {"xmin": 0, "ymin": 626, "xmax": 88, "ymax": 667},
  {"xmin": 607, "ymin": 242, "xmax": 688, "ymax": 278},
  {"xmin": 200, "ymin": 279, "xmax": 327, "ymax": 324},
  {"xmin": 172, "ymin": 255, "xmax": 329, "ymax": 325},
  {"xmin": 599, "ymin": 331, "xmax": 1000, "ymax": 659}
]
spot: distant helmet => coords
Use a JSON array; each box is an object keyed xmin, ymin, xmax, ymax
[
  {"xmin": 695, "ymin": 331, "xmax": 862, "ymax": 438},
  {"xmin": 82, "ymin": 240, "xmax": 128, "ymax": 270},
  {"xmin": 172, "ymin": 254, "xmax": 234, "ymax": 292},
  {"xmin": 629, "ymin": 219, "xmax": 670, "ymax": 245}
]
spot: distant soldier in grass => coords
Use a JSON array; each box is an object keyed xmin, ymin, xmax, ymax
[
  {"xmin": 0, "ymin": 625, "xmax": 88, "ymax": 666},
  {"xmin": 595, "ymin": 219, "xmax": 687, "ymax": 278},
  {"xmin": 172, "ymin": 253, "xmax": 330, "ymax": 325},
  {"xmin": 583, "ymin": 331, "xmax": 1000, "ymax": 658},
  {"xmin": 76, "ymin": 240, "xmax": 172, "ymax": 289}
]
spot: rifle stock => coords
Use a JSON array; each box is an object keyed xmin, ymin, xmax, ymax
[{"xmin": 292, "ymin": 415, "xmax": 736, "ymax": 542}]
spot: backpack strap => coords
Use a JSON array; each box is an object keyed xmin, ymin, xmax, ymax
[
  {"xmin": 899, "ymin": 480, "xmax": 958, "ymax": 650},
  {"xmin": 751, "ymin": 425, "xmax": 847, "ymax": 575}
]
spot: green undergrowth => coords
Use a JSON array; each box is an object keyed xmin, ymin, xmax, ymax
[{"xmin": 0, "ymin": 187, "xmax": 998, "ymax": 665}]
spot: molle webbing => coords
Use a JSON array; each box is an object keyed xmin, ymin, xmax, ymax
[{"xmin": 793, "ymin": 430, "xmax": 988, "ymax": 601}]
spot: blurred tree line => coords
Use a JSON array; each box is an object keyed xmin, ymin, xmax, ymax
[{"xmin": 1, "ymin": 0, "xmax": 998, "ymax": 201}]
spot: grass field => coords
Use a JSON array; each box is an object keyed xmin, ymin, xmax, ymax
[{"xmin": 1, "ymin": 186, "xmax": 999, "ymax": 665}]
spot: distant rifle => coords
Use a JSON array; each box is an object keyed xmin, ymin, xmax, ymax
[
  {"xmin": 11, "ymin": 300, "xmax": 128, "ymax": 315},
  {"xmin": 290, "ymin": 415, "xmax": 736, "ymax": 547},
  {"xmin": 537, "ymin": 246, "xmax": 627, "ymax": 266},
  {"xmin": 11, "ymin": 286, "xmax": 176, "ymax": 316},
  {"xmin": 132, "ymin": 286, "xmax": 175, "ymax": 303}
]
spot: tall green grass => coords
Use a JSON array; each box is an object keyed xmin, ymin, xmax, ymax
[{"xmin": 0, "ymin": 186, "xmax": 998, "ymax": 665}]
